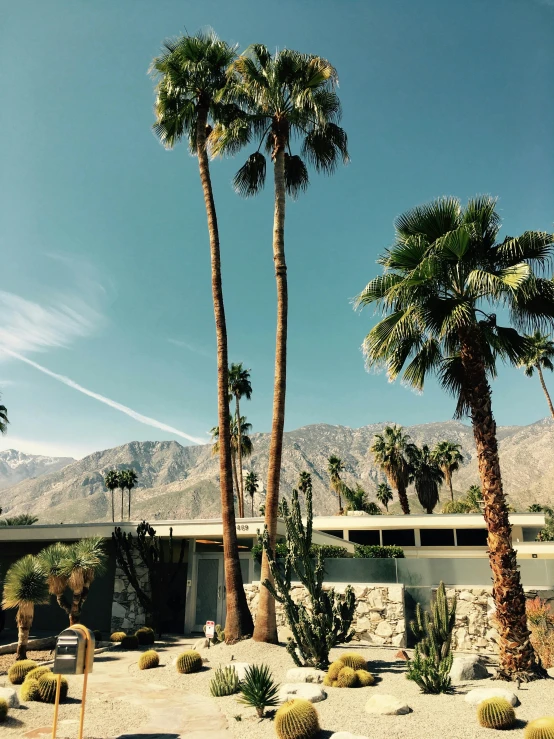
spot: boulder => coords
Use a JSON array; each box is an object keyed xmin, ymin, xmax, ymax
[
  {"xmin": 449, "ymin": 655, "xmax": 490, "ymax": 682},
  {"xmin": 285, "ymin": 667, "xmax": 326, "ymax": 684},
  {"xmin": 365, "ymin": 694, "xmax": 411, "ymax": 715},
  {"xmin": 225, "ymin": 662, "xmax": 250, "ymax": 681},
  {"xmin": 278, "ymin": 683, "xmax": 327, "ymax": 704},
  {"xmin": 192, "ymin": 638, "xmax": 209, "ymax": 651},
  {"xmin": 0, "ymin": 686, "xmax": 19, "ymax": 708},
  {"xmin": 330, "ymin": 733, "xmax": 370, "ymax": 739},
  {"xmin": 464, "ymin": 688, "xmax": 519, "ymax": 706}
]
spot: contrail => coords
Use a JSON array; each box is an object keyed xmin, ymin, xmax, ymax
[{"xmin": 2, "ymin": 349, "xmax": 208, "ymax": 446}]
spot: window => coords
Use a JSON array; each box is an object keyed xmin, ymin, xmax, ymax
[
  {"xmin": 382, "ymin": 529, "xmax": 415, "ymax": 546},
  {"xmin": 320, "ymin": 529, "xmax": 344, "ymax": 539},
  {"xmin": 420, "ymin": 529, "xmax": 455, "ymax": 547},
  {"xmin": 456, "ymin": 528, "xmax": 488, "ymax": 547},
  {"xmin": 347, "ymin": 529, "xmax": 380, "ymax": 545}
]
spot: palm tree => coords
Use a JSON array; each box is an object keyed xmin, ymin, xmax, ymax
[
  {"xmin": 407, "ymin": 444, "xmax": 444, "ymax": 514},
  {"xmin": 119, "ymin": 470, "xmax": 126, "ymax": 522},
  {"xmin": 518, "ymin": 331, "xmax": 554, "ymax": 418},
  {"xmin": 2, "ymin": 555, "xmax": 48, "ymax": 659},
  {"xmin": 0, "ymin": 513, "xmax": 38, "ymax": 526},
  {"xmin": 212, "ymin": 417, "xmax": 253, "ymax": 512},
  {"xmin": 245, "ymin": 471, "xmax": 259, "ymax": 517},
  {"xmin": 228, "ymin": 363, "xmax": 252, "ymax": 517},
  {"xmin": 151, "ymin": 30, "xmax": 253, "ymax": 641},
  {"xmin": 0, "ymin": 393, "xmax": 8, "ymax": 434},
  {"xmin": 356, "ymin": 195, "xmax": 554, "ymax": 680},
  {"xmin": 327, "ymin": 455, "xmax": 346, "ymax": 513},
  {"xmin": 213, "ymin": 45, "xmax": 348, "ymax": 644},
  {"xmin": 375, "ymin": 482, "xmax": 393, "ymax": 512},
  {"xmin": 104, "ymin": 469, "xmax": 119, "ymax": 523},
  {"xmin": 125, "ymin": 469, "xmax": 138, "ymax": 520},
  {"xmin": 371, "ymin": 426, "xmax": 415, "ymax": 515},
  {"xmin": 432, "ymin": 441, "xmax": 464, "ymax": 501}
]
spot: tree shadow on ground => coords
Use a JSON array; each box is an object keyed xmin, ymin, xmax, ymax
[{"xmin": 369, "ymin": 658, "xmax": 407, "ymax": 675}]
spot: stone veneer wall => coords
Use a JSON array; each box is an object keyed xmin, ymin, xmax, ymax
[
  {"xmin": 110, "ymin": 553, "xmax": 150, "ymax": 633},
  {"xmin": 244, "ymin": 582, "xmax": 407, "ymax": 648}
]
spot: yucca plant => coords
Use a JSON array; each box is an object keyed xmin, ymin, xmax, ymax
[
  {"xmin": 62, "ymin": 537, "xmax": 106, "ymax": 625},
  {"xmin": 238, "ymin": 664, "xmax": 279, "ymax": 717},
  {"xmin": 37, "ymin": 542, "xmax": 72, "ymax": 619},
  {"xmin": 2, "ymin": 555, "xmax": 49, "ymax": 659}
]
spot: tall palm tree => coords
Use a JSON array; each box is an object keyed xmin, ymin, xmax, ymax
[
  {"xmin": 228, "ymin": 363, "xmax": 252, "ymax": 517},
  {"xmin": 0, "ymin": 393, "xmax": 8, "ymax": 434},
  {"xmin": 119, "ymin": 470, "xmax": 126, "ymax": 522},
  {"xmin": 518, "ymin": 330, "xmax": 554, "ymax": 418},
  {"xmin": 212, "ymin": 416, "xmax": 253, "ymax": 512},
  {"xmin": 104, "ymin": 469, "xmax": 119, "ymax": 523},
  {"xmin": 375, "ymin": 482, "xmax": 393, "ymax": 512},
  {"xmin": 245, "ymin": 471, "xmax": 259, "ymax": 517},
  {"xmin": 432, "ymin": 441, "xmax": 464, "ymax": 501},
  {"xmin": 407, "ymin": 444, "xmax": 444, "ymax": 514},
  {"xmin": 213, "ymin": 45, "xmax": 348, "ymax": 644},
  {"xmin": 356, "ymin": 195, "xmax": 554, "ymax": 680},
  {"xmin": 125, "ymin": 469, "xmax": 138, "ymax": 520},
  {"xmin": 371, "ymin": 426, "xmax": 415, "ymax": 515},
  {"xmin": 2, "ymin": 555, "xmax": 49, "ymax": 659},
  {"xmin": 151, "ymin": 30, "xmax": 253, "ymax": 640},
  {"xmin": 327, "ymin": 455, "xmax": 346, "ymax": 513}
]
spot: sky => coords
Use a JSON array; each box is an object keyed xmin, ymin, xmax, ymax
[{"xmin": 1, "ymin": 0, "xmax": 553, "ymax": 459}]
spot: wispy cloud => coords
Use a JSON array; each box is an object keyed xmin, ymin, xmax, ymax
[
  {"xmin": 168, "ymin": 337, "xmax": 214, "ymax": 359},
  {"xmin": 2, "ymin": 349, "xmax": 209, "ymax": 446}
]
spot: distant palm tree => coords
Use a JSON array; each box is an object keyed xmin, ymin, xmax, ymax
[
  {"xmin": 432, "ymin": 441, "xmax": 464, "ymax": 501},
  {"xmin": 298, "ymin": 472, "xmax": 312, "ymax": 496},
  {"xmin": 375, "ymin": 483, "xmax": 393, "ymax": 512},
  {"xmin": 0, "ymin": 393, "xmax": 8, "ymax": 434},
  {"xmin": 125, "ymin": 469, "xmax": 138, "ymax": 520},
  {"xmin": 407, "ymin": 444, "xmax": 444, "ymax": 514},
  {"xmin": 519, "ymin": 331, "xmax": 554, "ymax": 419},
  {"xmin": 528, "ymin": 503, "xmax": 544, "ymax": 513},
  {"xmin": 371, "ymin": 426, "xmax": 415, "ymax": 515},
  {"xmin": 327, "ymin": 455, "xmax": 346, "ymax": 513},
  {"xmin": 2, "ymin": 555, "xmax": 48, "ymax": 659},
  {"xmin": 343, "ymin": 483, "xmax": 382, "ymax": 514},
  {"xmin": 0, "ymin": 513, "xmax": 38, "ymax": 526},
  {"xmin": 245, "ymin": 471, "xmax": 259, "ymax": 517},
  {"xmin": 104, "ymin": 470, "xmax": 119, "ymax": 523},
  {"xmin": 228, "ymin": 363, "xmax": 252, "ymax": 517},
  {"xmin": 212, "ymin": 417, "xmax": 253, "ymax": 511}
]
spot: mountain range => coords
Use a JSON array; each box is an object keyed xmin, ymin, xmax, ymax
[
  {"xmin": 0, "ymin": 449, "xmax": 75, "ymax": 492},
  {"xmin": 0, "ymin": 418, "xmax": 552, "ymax": 524}
]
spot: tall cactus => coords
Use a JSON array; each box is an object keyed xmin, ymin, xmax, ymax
[{"xmin": 260, "ymin": 472, "xmax": 355, "ymax": 669}]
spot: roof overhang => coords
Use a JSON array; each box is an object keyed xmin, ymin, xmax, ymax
[{"xmin": 312, "ymin": 513, "xmax": 546, "ymax": 530}]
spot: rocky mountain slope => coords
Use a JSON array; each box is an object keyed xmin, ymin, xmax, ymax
[
  {"xmin": 0, "ymin": 449, "xmax": 74, "ymax": 491},
  {"xmin": 0, "ymin": 419, "xmax": 552, "ymax": 523}
]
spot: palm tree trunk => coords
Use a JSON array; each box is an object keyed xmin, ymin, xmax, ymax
[
  {"xmin": 445, "ymin": 470, "xmax": 454, "ymax": 501},
  {"xmin": 15, "ymin": 609, "xmax": 31, "ymax": 660},
  {"xmin": 120, "ymin": 488, "xmax": 124, "ymax": 522},
  {"xmin": 128, "ymin": 489, "xmax": 131, "ymax": 520},
  {"xmin": 253, "ymin": 142, "xmax": 287, "ymax": 644},
  {"xmin": 196, "ymin": 107, "xmax": 253, "ymax": 641},
  {"xmin": 396, "ymin": 480, "xmax": 411, "ymax": 515},
  {"xmin": 251, "ymin": 495, "xmax": 254, "ymax": 517},
  {"xmin": 235, "ymin": 395, "xmax": 244, "ymax": 518},
  {"xmin": 69, "ymin": 588, "xmax": 82, "ymax": 626},
  {"xmin": 460, "ymin": 328, "xmax": 542, "ymax": 681},
  {"xmin": 537, "ymin": 365, "xmax": 554, "ymax": 419},
  {"xmin": 231, "ymin": 450, "xmax": 240, "ymax": 513},
  {"xmin": 111, "ymin": 490, "xmax": 114, "ymax": 523}
]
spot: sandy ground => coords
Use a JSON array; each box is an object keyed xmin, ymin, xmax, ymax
[
  {"xmin": 127, "ymin": 639, "xmax": 554, "ymax": 739},
  {"xmin": 0, "ymin": 650, "xmax": 54, "ymax": 675}
]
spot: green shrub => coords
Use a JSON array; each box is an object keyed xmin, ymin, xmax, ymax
[
  {"xmin": 353, "ymin": 544, "xmax": 404, "ymax": 558},
  {"xmin": 355, "ymin": 669, "xmax": 375, "ymax": 686},
  {"xmin": 8, "ymin": 659, "xmax": 37, "ymax": 684},
  {"xmin": 138, "ymin": 650, "xmax": 159, "ymax": 670},
  {"xmin": 275, "ymin": 698, "xmax": 320, "ymax": 739},
  {"xmin": 525, "ymin": 717, "xmax": 554, "ymax": 739},
  {"xmin": 477, "ymin": 697, "xmax": 516, "ymax": 729},
  {"xmin": 135, "ymin": 627, "xmax": 155, "ymax": 646},
  {"xmin": 20, "ymin": 678, "xmax": 41, "ymax": 701},
  {"xmin": 210, "ymin": 666, "xmax": 240, "ymax": 697},
  {"xmin": 336, "ymin": 666, "xmax": 358, "ymax": 688},
  {"xmin": 38, "ymin": 674, "xmax": 69, "ymax": 703},
  {"xmin": 176, "ymin": 650, "xmax": 203, "ymax": 674},
  {"xmin": 0, "ymin": 698, "xmax": 8, "ymax": 722},
  {"xmin": 120, "ymin": 635, "xmax": 139, "ymax": 650},
  {"xmin": 251, "ymin": 542, "xmax": 349, "ymax": 561},
  {"xmin": 110, "ymin": 631, "xmax": 126, "ymax": 642},
  {"xmin": 339, "ymin": 652, "xmax": 367, "ymax": 670},
  {"xmin": 26, "ymin": 666, "xmax": 51, "ymax": 682},
  {"xmin": 238, "ymin": 664, "xmax": 279, "ymax": 717}
]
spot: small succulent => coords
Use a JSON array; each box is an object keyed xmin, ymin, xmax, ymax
[
  {"xmin": 339, "ymin": 652, "xmax": 368, "ymax": 670},
  {"xmin": 20, "ymin": 678, "xmax": 41, "ymax": 702},
  {"xmin": 110, "ymin": 631, "xmax": 126, "ymax": 643},
  {"xmin": 477, "ymin": 697, "xmax": 516, "ymax": 730},
  {"xmin": 138, "ymin": 650, "xmax": 159, "ymax": 670},
  {"xmin": 37, "ymin": 674, "xmax": 69, "ymax": 704},
  {"xmin": 93, "ymin": 629, "xmax": 102, "ymax": 643},
  {"xmin": 210, "ymin": 666, "xmax": 240, "ymax": 697},
  {"xmin": 176, "ymin": 650, "xmax": 203, "ymax": 674},
  {"xmin": 238, "ymin": 664, "xmax": 279, "ymax": 718},
  {"xmin": 336, "ymin": 666, "xmax": 358, "ymax": 688},
  {"xmin": 525, "ymin": 717, "xmax": 554, "ymax": 739},
  {"xmin": 135, "ymin": 627, "xmax": 155, "ymax": 646},
  {"xmin": 275, "ymin": 698, "xmax": 320, "ymax": 739},
  {"xmin": 8, "ymin": 660, "xmax": 38, "ymax": 684},
  {"xmin": 355, "ymin": 669, "xmax": 375, "ymax": 686},
  {"xmin": 120, "ymin": 635, "xmax": 139, "ymax": 650},
  {"xmin": 0, "ymin": 698, "xmax": 8, "ymax": 722},
  {"xmin": 26, "ymin": 666, "xmax": 51, "ymax": 682}
]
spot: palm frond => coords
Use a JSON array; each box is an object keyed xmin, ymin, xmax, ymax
[
  {"xmin": 233, "ymin": 152, "xmax": 267, "ymax": 197},
  {"xmin": 284, "ymin": 154, "xmax": 309, "ymax": 197}
]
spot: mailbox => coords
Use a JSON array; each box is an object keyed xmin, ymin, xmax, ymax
[{"xmin": 53, "ymin": 627, "xmax": 95, "ymax": 675}]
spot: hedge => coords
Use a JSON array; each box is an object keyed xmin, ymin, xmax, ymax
[
  {"xmin": 251, "ymin": 542, "xmax": 349, "ymax": 561},
  {"xmin": 353, "ymin": 544, "xmax": 404, "ymax": 558}
]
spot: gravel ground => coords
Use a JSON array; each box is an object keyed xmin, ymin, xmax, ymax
[
  {"xmin": 128, "ymin": 639, "xmax": 554, "ymax": 739},
  {"xmin": 0, "ymin": 650, "xmax": 54, "ymax": 675}
]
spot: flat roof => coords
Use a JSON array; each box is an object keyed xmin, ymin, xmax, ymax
[{"xmin": 313, "ymin": 513, "xmax": 545, "ymax": 530}]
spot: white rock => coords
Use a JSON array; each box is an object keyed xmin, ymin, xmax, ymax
[
  {"xmin": 0, "ymin": 687, "xmax": 19, "ymax": 708},
  {"xmin": 226, "ymin": 662, "xmax": 251, "ymax": 681},
  {"xmin": 449, "ymin": 656, "xmax": 490, "ymax": 682},
  {"xmin": 365, "ymin": 694, "xmax": 411, "ymax": 715},
  {"xmin": 375, "ymin": 620, "xmax": 393, "ymax": 638},
  {"xmin": 111, "ymin": 601, "xmax": 126, "ymax": 618},
  {"xmin": 278, "ymin": 683, "xmax": 327, "ymax": 703},
  {"xmin": 548, "ymin": 667, "xmax": 554, "ymax": 679},
  {"xmin": 330, "ymin": 733, "xmax": 370, "ymax": 739},
  {"xmin": 388, "ymin": 585, "xmax": 403, "ymax": 603},
  {"xmin": 347, "ymin": 511, "xmax": 368, "ymax": 516},
  {"xmin": 464, "ymin": 688, "xmax": 519, "ymax": 706},
  {"xmin": 193, "ymin": 638, "xmax": 209, "ymax": 650},
  {"xmin": 391, "ymin": 633, "xmax": 405, "ymax": 647},
  {"xmin": 285, "ymin": 667, "xmax": 326, "ymax": 684}
]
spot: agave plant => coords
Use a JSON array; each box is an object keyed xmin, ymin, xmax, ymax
[
  {"xmin": 2, "ymin": 555, "xmax": 49, "ymax": 659},
  {"xmin": 238, "ymin": 664, "xmax": 279, "ymax": 718}
]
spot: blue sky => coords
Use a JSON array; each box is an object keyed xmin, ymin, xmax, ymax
[{"xmin": 1, "ymin": 0, "xmax": 553, "ymax": 459}]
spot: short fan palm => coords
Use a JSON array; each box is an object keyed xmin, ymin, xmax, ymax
[
  {"xmin": 2, "ymin": 555, "xmax": 49, "ymax": 659},
  {"xmin": 518, "ymin": 330, "xmax": 554, "ymax": 418},
  {"xmin": 407, "ymin": 444, "xmax": 444, "ymax": 514}
]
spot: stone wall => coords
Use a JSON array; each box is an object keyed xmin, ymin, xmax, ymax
[
  {"xmin": 111, "ymin": 553, "xmax": 149, "ymax": 633},
  {"xmin": 244, "ymin": 582, "xmax": 406, "ymax": 648}
]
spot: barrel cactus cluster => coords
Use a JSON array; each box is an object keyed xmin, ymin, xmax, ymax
[
  {"xmin": 209, "ymin": 666, "xmax": 240, "ymax": 697},
  {"xmin": 37, "ymin": 673, "xmax": 69, "ymax": 704},
  {"xmin": 477, "ymin": 697, "xmax": 516, "ymax": 729},
  {"xmin": 138, "ymin": 650, "xmax": 159, "ymax": 670},
  {"xmin": 8, "ymin": 659, "xmax": 37, "ymax": 684},
  {"xmin": 136, "ymin": 627, "xmax": 155, "ymax": 645},
  {"xmin": 323, "ymin": 654, "xmax": 374, "ymax": 688},
  {"xmin": 176, "ymin": 650, "xmax": 203, "ymax": 674},
  {"xmin": 20, "ymin": 678, "xmax": 41, "ymax": 702},
  {"xmin": 525, "ymin": 718, "xmax": 554, "ymax": 739},
  {"xmin": 110, "ymin": 631, "xmax": 127, "ymax": 643},
  {"xmin": 0, "ymin": 698, "xmax": 8, "ymax": 722},
  {"xmin": 26, "ymin": 666, "xmax": 52, "ymax": 682},
  {"xmin": 275, "ymin": 698, "xmax": 320, "ymax": 739}
]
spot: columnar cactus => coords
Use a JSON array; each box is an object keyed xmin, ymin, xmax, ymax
[
  {"xmin": 0, "ymin": 698, "xmax": 8, "ymax": 722},
  {"xmin": 120, "ymin": 635, "xmax": 139, "ymax": 650},
  {"xmin": 209, "ymin": 666, "xmax": 240, "ymax": 697},
  {"xmin": 261, "ymin": 473, "xmax": 355, "ymax": 669},
  {"xmin": 26, "ymin": 666, "xmax": 51, "ymax": 682},
  {"xmin": 176, "ymin": 650, "xmax": 203, "ymax": 674},
  {"xmin": 525, "ymin": 717, "xmax": 554, "ymax": 739},
  {"xmin": 110, "ymin": 631, "xmax": 126, "ymax": 642},
  {"xmin": 135, "ymin": 627, "xmax": 155, "ymax": 645},
  {"xmin": 275, "ymin": 698, "xmax": 320, "ymax": 739},
  {"xmin": 37, "ymin": 674, "xmax": 69, "ymax": 704},
  {"xmin": 138, "ymin": 650, "xmax": 159, "ymax": 670},
  {"xmin": 477, "ymin": 698, "xmax": 516, "ymax": 729},
  {"xmin": 339, "ymin": 653, "xmax": 367, "ymax": 670},
  {"xmin": 20, "ymin": 678, "xmax": 41, "ymax": 701},
  {"xmin": 8, "ymin": 659, "xmax": 37, "ymax": 684}
]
